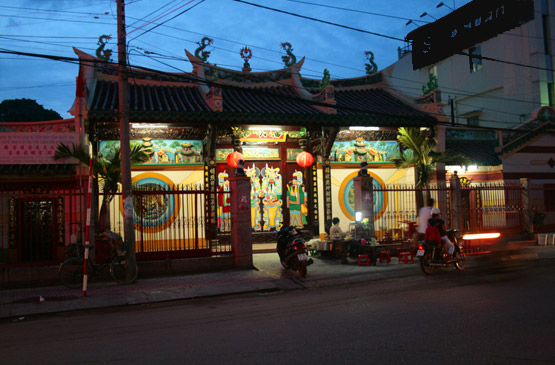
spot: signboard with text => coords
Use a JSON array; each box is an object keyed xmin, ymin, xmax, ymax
[
  {"xmin": 406, "ymin": 0, "xmax": 534, "ymax": 70},
  {"xmin": 0, "ymin": 133, "xmax": 79, "ymax": 164}
]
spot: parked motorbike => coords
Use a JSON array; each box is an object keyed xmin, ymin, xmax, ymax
[
  {"xmin": 416, "ymin": 229, "xmax": 466, "ymax": 275},
  {"xmin": 276, "ymin": 225, "xmax": 313, "ymax": 277}
]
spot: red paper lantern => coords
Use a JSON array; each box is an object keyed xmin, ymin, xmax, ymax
[
  {"xmin": 226, "ymin": 151, "xmax": 244, "ymax": 167},
  {"xmin": 296, "ymin": 151, "xmax": 314, "ymax": 167}
]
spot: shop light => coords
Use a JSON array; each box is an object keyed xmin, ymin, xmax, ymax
[
  {"xmin": 355, "ymin": 211, "xmax": 362, "ymax": 222},
  {"xmin": 349, "ymin": 126, "xmax": 379, "ymax": 131}
]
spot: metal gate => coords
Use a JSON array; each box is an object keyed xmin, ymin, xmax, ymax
[{"xmin": 103, "ymin": 186, "xmax": 232, "ymax": 260}]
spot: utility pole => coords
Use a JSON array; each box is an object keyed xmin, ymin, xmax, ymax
[{"xmin": 116, "ymin": 0, "xmax": 137, "ymax": 277}]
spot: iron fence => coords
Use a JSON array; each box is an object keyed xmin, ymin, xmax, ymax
[{"xmin": 102, "ymin": 185, "xmax": 232, "ymax": 260}]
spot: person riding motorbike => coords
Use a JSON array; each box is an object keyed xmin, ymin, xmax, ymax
[{"xmin": 427, "ymin": 208, "xmax": 455, "ymax": 259}]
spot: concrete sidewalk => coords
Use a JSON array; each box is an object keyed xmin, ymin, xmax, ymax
[{"xmin": 1, "ymin": 246, "xmax": 553, "ymax": 320}]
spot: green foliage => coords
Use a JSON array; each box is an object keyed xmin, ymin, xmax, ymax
[
  {"xmin": 393, "ymin": 127, "xmax": 471, "ymax": 186},
  {"xmin": 0, "ymin": 98, "xmax": 62, "ymax": 122},
  {"xmin": 53, "ymin": 143, "xmax": 149, "ymax": 202},
  {"xmin": 393, "ymin": 127, "xmax": 442, "ymax": 187},
  {"xmin": 422, "ymin": 74, "xmax": 438, "ymax": 95}
]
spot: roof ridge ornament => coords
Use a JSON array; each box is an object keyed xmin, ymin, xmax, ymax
[
  {"xmin": 195, "ymin": 36, "xmax": 213, "ymax": 62},
  {"xmin": 319, "ymin": 69, "xmax": 330, "ymax": 91},
  {"xmin": 364, "ymin": 51, "xmax": 377, "ymax": 75},
  {"xmin": 281, "ymin": 42, "xmax": 297, "ymax": 67},
  {"xmin": 240, "ymin": 46, "xmax": 252, "ymax": 72},
  {"xmin": 96, "ymin": 35, "xmax": 113, "ymax": 62}
]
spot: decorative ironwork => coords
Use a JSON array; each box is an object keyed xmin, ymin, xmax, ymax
[
  {"xmin": 194, "ymin": 36, "xmax": 213, "ymax": 62},
  {"xmin": 280, "ymin": 42, "xmax": 297, "ymax": 67}
]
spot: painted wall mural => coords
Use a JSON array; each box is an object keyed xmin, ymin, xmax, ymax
[
  {"xmin": 330, "ymin": 138, "xmax": 399, "ymax": 163},
  {"xmin": 338, "ymin": 171, "xmax": 388, "ymax": 221},
  {"xmin": 286, "ymin": 170, "xmax": 308, "ymax": 228},
  {"xmin": 100, "ymin": 139, "xmax": 203, "ymax": 165},
  {"xmin": 261, "ymin": 165, "xmax": 283, "ymax": 231},
  {"xmin": 217, "ymin": 172, "xmax": 231, "ymax": 232},
  {"xmin": 126, "ymin": 173, "xmax": 180, "ymax": 233}
]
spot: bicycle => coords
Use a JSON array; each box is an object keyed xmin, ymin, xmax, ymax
[{"xmin": 59, "ymin": 231, "xmax": 138, "ymax": 289}]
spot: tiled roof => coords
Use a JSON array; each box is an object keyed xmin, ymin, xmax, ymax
[
  {"xmin": 222, "ymin": 86, "xmax": 322, "ymax": 114},
  {"xmin": 91, "ymin": 80, "xmax": 212, "ymax": 112},
  {"xmin": 446, "ymin": 140, "xmax": 501, "ymax": 166},
  {"xmin": 88, "ymin": 74, "xmax": 436, "ymax": 127},
  {"xmin": 335, "ymin": 88, "xmax": 435, "ymax": 121}
]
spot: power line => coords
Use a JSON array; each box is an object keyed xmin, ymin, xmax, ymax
[
  {"xmin": 127, "ymin": 0, "xmax": 199, "ymax": 36},
  {"xmin": 277, "ymin": 0, "xmax": 427, "ymax": 23},
  {"xmin": 127, "ymin": 0, "xmax": 182, "ymax": 28},
  {"xmin": 128, "ymin": 0, "xmax": 206, "ymax": 42},
  {"xmin": 229, "ymin": 0, "xmax": 406, "ymax": 42}
]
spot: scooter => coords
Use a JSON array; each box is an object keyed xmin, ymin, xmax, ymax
[
  {"xmin": 276, "ymin": 225, "xmax": 313, "ymax": 278},
  {"xmin": 416, "ymin": 229, "xmax": 466, "ymax": 275}
]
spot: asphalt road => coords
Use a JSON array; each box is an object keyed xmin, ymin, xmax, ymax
[{"xmin": 1, "ymin": 260, "xmax": 554, "ymax": 364}]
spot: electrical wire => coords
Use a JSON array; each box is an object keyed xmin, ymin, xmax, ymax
[
  {"xmin": 128, "ymin": 0, "xmax": 206, "ymax": 42},
  {"xmin": 229, "ymin": 0, "xmax": 406, "ymax": 42},
  {"xmin": 127, "ymin": 0, "xmax": 199, "ymax": 36}
]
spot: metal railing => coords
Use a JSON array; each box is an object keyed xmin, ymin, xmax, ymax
[{"xmin": 102, "ymin": 185, "xmax": 232, "ymax": 260}]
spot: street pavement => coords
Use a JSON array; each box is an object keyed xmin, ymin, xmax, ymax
[{"xmin": 1, "ymin": 245, "xmax": 553, "ymax": 320}]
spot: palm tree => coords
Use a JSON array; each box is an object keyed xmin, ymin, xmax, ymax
[
  {"xmin": 54, "ymin": 143, "xmax": 149, "ymax": 232},
  {"xmin": 393, "ymin": 127, "xmax": 441, "ymax": 187}
]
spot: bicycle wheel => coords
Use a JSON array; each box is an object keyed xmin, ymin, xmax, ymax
[
  {"xmin": 59, "ymin": 257, "xmax": 85, "ymax": 289},
  {"xmin": 110, "ymin": 256, "xmax": 138, "ymax": 285}
]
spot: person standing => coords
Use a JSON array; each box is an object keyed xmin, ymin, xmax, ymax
[{"xmin": 414, "ymin": 198, "xmax": 434, "ymax": 246}]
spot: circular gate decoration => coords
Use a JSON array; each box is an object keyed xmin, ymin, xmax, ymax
[
  {"xmin": 120, "ymin": 173, "xmax": 180, "ymax": 233},
  {"xmin": 338, "ymin": 171, "xmax": 387, "ymax": 221}
]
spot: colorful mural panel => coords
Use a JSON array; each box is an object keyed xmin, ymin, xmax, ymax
[
  {"xmin": 242, "ymin": 147, "xmax": 280, "ymax": 160},
  {"xmin": 127, "ymin": 173, "xmax": 180, "ymax": 233},
  {"xmin": 261, "ymin": 164, "xmax": 283, "ymax": 230},
  {"xmin": 286, "ymin": 170, "xmax": 308, "ymax": 228},
  {"xmin": 338, "ymin": 171, "xmax": 388, "ymax": 221},
  {"xmin": 216, "ymin": 148, "xmax": 234, "ymax": 162},
  {"xmin": 100, "ymin": 139, "xmax": 203, "ymax": 165},
  {"xmin": 330, "ymin": 138, "xmax": 399, "ymax": 163},
  {"xmin": 286, "ymin": 148, "xmax": 304, "ymax": 162},
  {"xmin": 217, "ymin": 172, "xmax": 231, "ymax": 232}
]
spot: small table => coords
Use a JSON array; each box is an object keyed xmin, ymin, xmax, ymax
[{"xmin": 357, "ymin": 243, "xmax": 403, "ymax": 265}]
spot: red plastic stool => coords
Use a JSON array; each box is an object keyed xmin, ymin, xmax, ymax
[
  {"xmin": 398, "ymin": 251, "xmax": 414, "ymax": 264},
  {"xmin": 357, "ymin": 254, "xmax": 370, "ymax": 266},
  {"xmin": 379, "ymin": 250, "xmax": 391, "ymax": 264}
]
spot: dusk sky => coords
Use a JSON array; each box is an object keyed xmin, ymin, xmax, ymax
[{"xmin": 0, "ymin": 0, "xmax": 471, "ymax": 119}]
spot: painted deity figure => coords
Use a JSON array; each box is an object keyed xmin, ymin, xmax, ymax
[
  {"xmin": 246, "ymin": 164, "xmax": 262, "ymax": 231},
  {"xmin": 287, "ymin": 171, "xmax": 307, "ymax": 228},
  {"xmin": 217, "ymin": 172, "xmax": 231, "ymax": 232},
  {"xmin": 261, "ymin": 165, "xmax": 283, "ymax": 231}
]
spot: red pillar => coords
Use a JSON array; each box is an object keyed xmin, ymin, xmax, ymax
[{"xmin": 229, "ymin": 176, "xmax": 253, "ymax": 268}]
